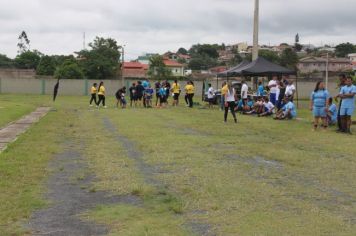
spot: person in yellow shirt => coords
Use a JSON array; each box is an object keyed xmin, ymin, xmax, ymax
[
  {"xmin": 220, "ymin": 82, "xmax": 228, "ymax": 111},
  {"xmin": 171, "ymin": 80, "xmax": 181, "ymax": 106},
  {"xmin": 185, "ymin": 81, "xmax": 195, "ymax": 108},
  {"xmin": 97, "ymin": 81, "xmax": 107, "ymax": 108},
  {"xmin": 89, "ymin": 83, "xmax": 98, "ymax": 107}
]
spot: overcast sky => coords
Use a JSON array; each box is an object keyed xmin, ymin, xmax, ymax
[{"xmin": 0, "ymin": 0, "xmax": 355, "ymax": 60}]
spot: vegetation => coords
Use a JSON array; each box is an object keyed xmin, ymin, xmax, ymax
[
  {"xmin": 1, "ymin": 95, "xmax": 355, "ymax": 235},
  {"xmin": 335, "ymin": 42, "xmax": 356, "ymax": 57},
  {"xmin": 77, "ymin": 37, "xmax": 121, "ymax": 80},
  {"xmin": 147, "ymin": 55, "xmax": 172, "ymax": 80},
  {"xmin": 54, "ymin": 59, "xmax": 84, "ymax": 80}
]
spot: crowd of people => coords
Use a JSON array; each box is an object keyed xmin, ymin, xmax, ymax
[
  {"xmin": 89, "ymin": 79, "xmax": 196, "ymax": 109},
  {"xmin": 88, "ymin": 74, "xmax": 355, "ymax": 134}
]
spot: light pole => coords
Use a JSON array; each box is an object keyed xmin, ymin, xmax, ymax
[
  {"xmin": 252, "ymin": 0, "xmax": 259, "ymax": 61},
  {"xmin": 326, "ymin": 52, "xmax": 329, "ymax": 90},
  {"xmin": 120, "ymin": 45, "xmax": 125, "ymax": 87},
  {"xmin": 251, "ymin": 0, "xmax": 259, "ymax": 89}
]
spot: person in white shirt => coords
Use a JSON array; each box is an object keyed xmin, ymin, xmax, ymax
[
  {"xmin": 241, "ymin": 79, "xmax": 249, "ymax": 108},
  {"xmin": 224, "ymin": 82, "xmax": 237, "ymax": 123},
  {"xmin": 285, "ymin": 79, "xmax": 296, "ymax": 101},
  {"xmin": 207, "ymin": 83, "xmax": 215, "ymax": 108},
  {"xmin": 259, "ymin": 97, "xmax": 275, "ymax": 117},
  {"xmin": 268, "ymin": 76, "xmax": 278, "ymax": 105}
]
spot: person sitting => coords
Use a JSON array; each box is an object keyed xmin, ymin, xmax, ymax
[
  {"xmin": 259, "ymin": 97, "xmax": 275, "ymax": 117},
  {"xmin": 235, "ymin": 96, "xmax": 244, "ymax": 113},
  {"xmin": 327, "ymin": 97, "xmax": 338, "ymax": 126},
  {"xmin": 274, "ymin": 96, "xmax": 297, "ymax": 120},
  {"xmin": 244, "ymin": 96, "xmax": 264, "ymax": 115}
]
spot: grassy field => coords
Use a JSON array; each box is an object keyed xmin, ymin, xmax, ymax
[{"xmin": 0, "ymin": 94, "xmax": 355, "ymax": 235}]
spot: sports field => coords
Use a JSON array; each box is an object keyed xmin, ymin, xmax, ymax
[{"xmin": 0, "ymin": 94, "xmax": 355, "ymax": 235}]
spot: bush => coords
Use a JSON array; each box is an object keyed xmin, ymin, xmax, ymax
[{"xmin": 54, "ymin": 59, "xmax": 84, "ymax": 80}]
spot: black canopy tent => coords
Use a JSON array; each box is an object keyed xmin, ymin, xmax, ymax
[
  {"xmin": 217, "ymin": 60, "xmax": 250, "ymax": 78},
  {"xmin": 233, "ymin": 57, "xmax": 296, "ymax": 76},
  {"xmin": 217, "ymin": 57, "xmax": 299, "ymax": 107}
]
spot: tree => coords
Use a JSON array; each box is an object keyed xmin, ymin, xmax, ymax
[
  {"xmin": 280, "ymin": 48, "xmax": 299, "ymax": 69},
  {"xmin": 77, "ymin": 37, "xmax": 121, "ymax": 80},
  {"xmin": 0, "ymin": 54, "xmax": 14, "ymax": 68},
  {"xmin": 335, "ymin": 43, "xmax": 356, "ymax": 57},
  {"xmin": 14, "ymin": 50, "xmax": 41, "ymax": 69},
  {"xmin": 177, "ymin": 47, "xmax": 188, "ymax": 55},
  {"xmin": 54, "ymin": 59, "xmax": 84, "ymax": 80},
  {"xmin": 147, "ymin": 55, "xmax": 172, "ymax": 80},
  {"xmin": 189, "ymin": 44, "xmax": 219, "ymax": 59},
  {"xmin": 17, "ymin": 31, "xmax": 30, "ymax": 54},
  {"xmin": 295, "ymin": 43, "xmax": 303, "ymax": 52},
  {"xmin": 37, "ymin": 55, "xmax": 57, "ymax": 76},
  {"xmin": 227, "ymin": 53, "xmax": 243, "ymax": 67},
  {"xmin": 245, "ymin": 50, "xmax": 280, "ymax": 63}
]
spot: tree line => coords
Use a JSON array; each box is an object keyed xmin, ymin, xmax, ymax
[{"xmin": 0, "ymin": 31, "xmax": 122, "ymax": 80}]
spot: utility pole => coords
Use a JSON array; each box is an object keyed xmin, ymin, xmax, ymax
[
  {"xmin": 252, "ymin": 0, "xmax": 259, "ymax": 61},
  {"xmin": 251, "ymin": 0, "xmax": 259, "ymax": 89},
  {"xmin": 83, "ymin": 32, "xmax": 86, "ymax": 50},
  {"xmin": 121, "ymin": 45, "xmax": 125, "ymax": 87},
  {"xmin": 326, "ymin": 52, "xmax": 329, "ymax": 90}
]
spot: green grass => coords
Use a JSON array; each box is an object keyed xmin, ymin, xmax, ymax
[{"xmin": 0, "ymin": 94, "xmax": 355, "ymax": 235}]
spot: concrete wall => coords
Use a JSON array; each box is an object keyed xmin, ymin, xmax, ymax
[{"xmin": 0, "ymin": 77, "xmax": 341, "ymax": 99}]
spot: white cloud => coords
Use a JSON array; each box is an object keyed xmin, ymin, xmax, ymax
[{"xmin": 0, "ymin": 0, "xmax": 355, "ymax": 59}]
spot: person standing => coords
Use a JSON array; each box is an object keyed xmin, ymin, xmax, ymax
[
  {"xmin": 257, "ymin": 81, "xmax": 265, "ymax": 97},
  {"xmin": 335, "ymin": 74, "xmax": 347, "ymax": 132},
  {"xmin": 115, "ymin": 86, "xmax": 127, "ymax": 109},
  {"xmin": 135, "ymin": 81, "xmax": 145, "ymax": 107},
  {"xmin": 89, "ymin": 83, "xmax": 98, "ymax": 107},
  {"xmin": 338, "ymin": 76, "xmax": 356, "ymax": 134},
  {"xmin": 171, "ymin": 80, "xmax": 181, "ymax": 106},
  {"xmin": 221, "ymin": 82, "xmax": 228, "ymax": 111},
  {"xmin": 310, "ymin": 81, "xmax": 329, "ymax": 131},
  {"xmin": 155, "ymin": 81, "xmax": 161, "ymax": 107},
  {"xmin": 268, "ymin": 76, "xmax": 278, "ymax": 105},
  {"xmin": 224, "ymin": 82, "xmax": 237, "ymax": 123},
  {"xmin": 285, "ymin": 78, "xmax": 296, "ymax": 101},
  {"xmin": 241, "ymin": 79, "xmax": 248, "ymax": 107},
  {"xmin": 97, "ymin": 81, "xmax": 107, "ymax": 108},
  {"xmin": 207, "ymin": 83, "xmax": 215, "ymax": 108},
  {"xmin": 129, "ymin": 82, "xmax": 137, "ymax": 107},
  {"xmin": 185, "ymin": 81, "xmax": 195, "ymax": 108},
  {"xmin": 277, "ymin": 78, "xmax": 287, "ymax": 110}
]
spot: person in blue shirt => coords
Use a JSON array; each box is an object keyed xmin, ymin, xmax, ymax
[
  {"xmin": 247, "ymin": 96, "xmax": 254, "ymax": 109},
  {"xmin": 274, "ymin": 96, "xmax": 296, "ymax": 120},
  {"xmin": 310, "ymin": 81, "xmax": 329, "ymax": 131},
  {"xmin": 337, "ymin": 76, "xmax": 356, "ymax": 134},
  {"xmin": 257, "ymin": 81, "xmax": 265, "ymax": 97},
  {"xmin": 327, "ymin": 97, "xmax": 338, "ymax": 126}
]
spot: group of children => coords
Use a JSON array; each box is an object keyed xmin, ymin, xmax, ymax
[
  {"xmin": 310, "ymin": 75, "xmax": 356, "ymax": 134},
  {"xmin": 89, "ymin": 79, "xmax": 196, "ymax": 109}
]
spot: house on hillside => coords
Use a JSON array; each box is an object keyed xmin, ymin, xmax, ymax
[
  {"xmin": 163, "ymin": 59, "xmax": 185, "ymax": 77},
  {"xmin": 348, "ymin": 53, "xmax": 356, "ymax": 71},
  {"xmin": 297, "ymin": 57, "xmax": 352, "ymax": 74},
  {"xmin": 123, "ymin": 62, "xmax": 149, "ymax": 79},
  {"xmin": 163, "ymin": 52, "xmax": 191, "ymax": 63}
]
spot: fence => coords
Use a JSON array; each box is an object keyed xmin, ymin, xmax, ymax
[{"xmin": 0, "ymin": 77, "xmax": 340, "ymax": 100}]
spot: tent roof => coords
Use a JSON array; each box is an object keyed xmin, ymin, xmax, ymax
[
  {"xmin": 217, "ymin": 60, "xmax": 250, "ymax": 77},
  {"xmin": 230, "ymin": 57, "xmax": 296, "ymax": 76}
]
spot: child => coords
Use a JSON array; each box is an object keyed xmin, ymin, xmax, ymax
[
  {"xmin": 259, "ymin": 97, "xmax": 275, "ymax": 117},
  {"xmin": 89, "ymin": 83, "xmax": 98, "ymax": 107},
  {"xmin": 158, "ymin": 85, "xmax": 167, "ymax": 108},
  {"xmin": 338, "ymin": 76, "xmax": 356, "ymax": 134},
  {"xmin": 275, "ymin": 96, "xmax": 297, "ymax": 120},
  {"xmin": 115, "ymin": 87, "xmax": 127, "ymax": 109},
  {"xmin": 327, "ymin": 97, "xmax": 337, "ymax": 126},
  {"xmin": 145, "ymin": 86, "xmax": 154, "ymax": 108}
]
